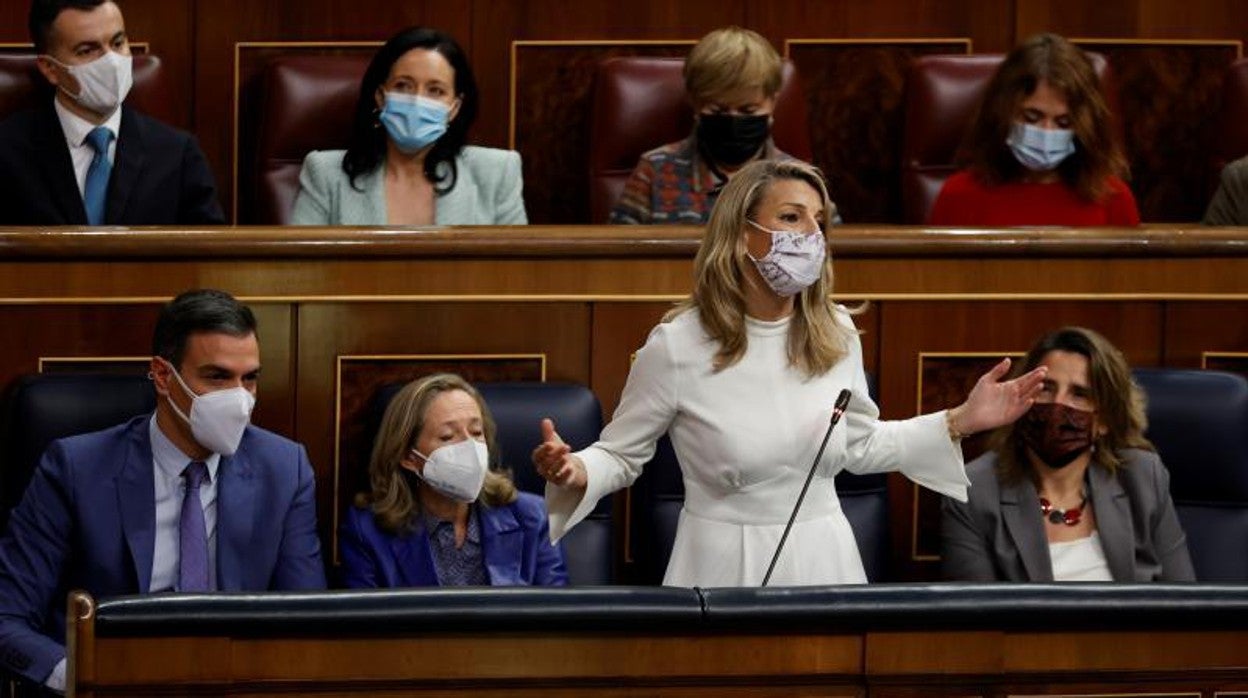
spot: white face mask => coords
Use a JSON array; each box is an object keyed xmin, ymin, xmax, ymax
[
  {"xmin": 411, "ymin": 438, "xmax": 489, "ymax": 504},
  {"xmin": 161, "ymin": 359, "xmax": 256, "ymax": 456},
  {"xmin": 745, "ymin": 219, "xmax": 827, "ymax": 297},
  {"xmin": 46, "ymin": 51, "xmax": 133, "ymax": 116}
]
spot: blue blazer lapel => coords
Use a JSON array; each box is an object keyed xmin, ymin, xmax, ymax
[
  {"xmin": 1089, "ymin": 465, "xmax": 1135, "ymax": 581},
  {"xmin": 216, "ymin": 448, "xmax": 256, "ymax": 591},
  {"xmin": 480, "ymin": 505, "xmax": 522, "ymax": 585},
  {"xmin": 117, "ymin": 420, "xmax": 156, "ymax": 593},
  {"xmin": 1000, "ymin": 476, "xmax": 1052, "ymax": 581},
  {"xmin": 389, "ymin": 529, "xmax": 439, "ymax": 586}
]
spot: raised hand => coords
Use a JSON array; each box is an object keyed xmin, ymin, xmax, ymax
[
  {"xmin": 531, "ymin": 418, "xmax": 587, "ymax": 489},
  {"xmin": 948, "ymin": 358, "xmax": 1048, "ymax": 436}
]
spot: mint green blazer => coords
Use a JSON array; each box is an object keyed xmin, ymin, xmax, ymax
[{"xmin": 290, "ymin": 146, "xmax": 527, "ymax": 225}]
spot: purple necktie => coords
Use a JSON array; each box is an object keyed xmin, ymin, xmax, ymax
[{"xmin": 178, "ymin": 461, "xmax": 210, "ymax": 592}]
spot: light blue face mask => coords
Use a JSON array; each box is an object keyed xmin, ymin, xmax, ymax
[
  {"xmin": 379, "ymin": 93, "xmax": 452, "ymax": 153},
  {"xmin": 1007, "ymin": 122, "xmax": 1076, "ymax": 172}
]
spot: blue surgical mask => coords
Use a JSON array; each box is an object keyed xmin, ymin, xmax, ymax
[
  {"xmin": 1007, "ymin": 122, "xmax": 1076, "ymax": 172},
  {"xmin": 379, "ymin": 93, "xmax": 452, "ymax": 153}
]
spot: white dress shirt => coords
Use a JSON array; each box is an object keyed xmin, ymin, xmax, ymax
[
  {"xmin": 52, "ymin": 98, "xmax": 121, "ymax": 198},
  {"xmin": 148, "ymin": 414, "xmax": 220, "ymax": 592}
]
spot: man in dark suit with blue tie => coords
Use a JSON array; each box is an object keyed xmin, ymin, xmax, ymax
[
  {"xmin": 0, "ymin": 0, "xmax": 224, "ymax": 226},
  {"xmin": 0, "ymin": 289, "xmax": 326, "ymax": 694}
]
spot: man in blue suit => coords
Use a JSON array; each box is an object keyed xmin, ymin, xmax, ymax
[{"xmin": 0, "ymin": 289, "xmax": 326, "ymax": 693}]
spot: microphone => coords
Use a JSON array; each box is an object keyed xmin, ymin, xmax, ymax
[{"xmin": 761, "ymin": 388, "xmax": 852, "ymax": 587}]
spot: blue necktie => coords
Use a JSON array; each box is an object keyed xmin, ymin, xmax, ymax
[
  {"xmin": 179, "ymin": 461, "xmax": 210, "ymax": 592},
  {"xmin": 83, "ymin": 126, "xmax": 113, "ymax": 226}
]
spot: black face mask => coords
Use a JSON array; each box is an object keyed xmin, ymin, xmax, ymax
[{"xmin": 696, "ymin": 113, "xmax": 770, "ymax": 167}]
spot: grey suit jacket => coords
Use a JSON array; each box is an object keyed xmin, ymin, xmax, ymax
[
  {"xmin": 1204, "ymin": 155, "xmax": 1248, "ymax": 226},
  {"xmin": 290, "ymin": 145, "xmax": 527, "ymax": 225},
  {"xmin": 941, "ymin": 448, "xmax": 1195, "ymax": 582}
]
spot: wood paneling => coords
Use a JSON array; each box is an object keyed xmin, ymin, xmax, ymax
[
  {"xmin": 2, "ymin": 227, "xmax": 1246, "ymax": 581},
  {"xmin": 1074, "ymin": 40, "xmax": 1241, "ymax": 221},
  {"xmin": 787, "ymin": 40, "xmax": 971, "ymax": 223}
]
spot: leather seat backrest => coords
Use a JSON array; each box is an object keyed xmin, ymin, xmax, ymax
[
  {"xmin": 368, "ymin": 381, "xmax": 612, "ymax": 585},
  {"xmin": 1133, "ymin": 368, "xmax": 1248, "ymax": 582},
  {"xmin": 254, "ymin": 54, "xmax": 370, "ymax": 224},
  {"xmin": 0, "ymin": 373, "xmax": 155, "ymax": 531},
  {"xmin": 588, "ymin": 56, "xmax": 813, "ymax": 223},
  {"xmin": 901, "ymin": 52, "xmax": 1112, "ymax": 224},
  {"xmin": 0, "ymin": 53, "xmax": 174, "ymax": 126}
]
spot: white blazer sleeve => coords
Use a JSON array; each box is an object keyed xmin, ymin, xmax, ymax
[
  {"xmin": 837, "ymin": 312, "xmax": 969, "ymax": 501},
  {"xmin": 546, "ymin": 322, "xmax": 679, "ymax": 541}
]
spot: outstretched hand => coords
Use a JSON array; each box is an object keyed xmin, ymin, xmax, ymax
[
  {"xmin": 948, "ymin": 358, "xmax": 1047, "ymax": 436},
  {"xmin": 531, "ymin": 418, "xmax": 587, "ymax": 489}
]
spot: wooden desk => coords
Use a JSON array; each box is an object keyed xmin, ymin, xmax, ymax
[
  {"xmin": 3, "ymin": 226, "xmax": 1246, "ymax": 579},
  {"xmin": 65, "ymin": 585, "xmax": 1248, "ymax": 697}
]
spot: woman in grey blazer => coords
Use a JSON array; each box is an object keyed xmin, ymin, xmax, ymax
[
  {"xmin": 291, "ymin": 27, "xmax": 526, "ymax": 226},
  {"xmin": 942, "ymin": 327, "xmax": 1195, "ymax": 582}
]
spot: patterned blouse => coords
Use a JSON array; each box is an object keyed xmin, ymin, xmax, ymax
[{"xmin": 608, "ymin": 136, "xmax": 792, "ymax": 224}]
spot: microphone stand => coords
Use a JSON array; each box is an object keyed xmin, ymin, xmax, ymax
[{"xmin": 761, "ymin": 389, "xmax": 852, "ymax": 587}]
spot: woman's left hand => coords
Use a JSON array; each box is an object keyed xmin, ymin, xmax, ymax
[{"xmin": 948, "ymin": 357, "xmax": 1048, "ymax": 436}]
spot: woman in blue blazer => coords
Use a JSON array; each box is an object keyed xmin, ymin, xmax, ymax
[
  {"xmin": 341, "ymin": 373, "xmax": 566, "ymax": 587},
  {"xmin": 291, "ymin": 27, "xmax": 526, "ymax": 226}
]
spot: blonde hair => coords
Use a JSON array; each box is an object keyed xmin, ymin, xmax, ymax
[
  {"xmin": 666, "ymin": 159, "xmax": 853, "ymax": 376},
  {"xmin": 362, "ymin": 373, "xmax": 517, "ymax": 535},
  {"xmin": 684, "ymin": 26, "xmax": 783, "ymax": 107}
]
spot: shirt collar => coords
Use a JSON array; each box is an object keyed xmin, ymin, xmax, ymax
[
  {"xmin": 149, "ymin": 414, "xmax": 220, "ymax": 482},
  {"xmin": 686, "ymin": 133, "xmax": 780, "ymax": 195},
  {"xmin": 421, "ymin": 505, "xmax": 481, "ymax": 545},
  {"xmin": 53, "ymin": 97, "xmax": 122, "ymax": 149}
]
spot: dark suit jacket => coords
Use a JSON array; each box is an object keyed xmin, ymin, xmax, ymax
[
  {"xmin": 0, "ymin": 102, "xmax": 224, "ymax": 225},
  {"xmin": 339, "ymin": 492, "xmax": 568, "ymax": 588},
  {"xmin": 941, "ymin": 448, "xmax": 1196, "ymax": 583},
  {"xmin": 0, "ymin": 416, "xmax": 326, "ymax": 685}
]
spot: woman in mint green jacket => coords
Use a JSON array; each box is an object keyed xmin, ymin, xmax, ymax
[{"xmin": 291, "ymin": 27, "xmax": 526, "ymax": 226}]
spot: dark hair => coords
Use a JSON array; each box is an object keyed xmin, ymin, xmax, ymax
[
  {"xmin": 990, "ymin": 326, "xmax": 1153, "ymax": 484},
  {"xmin": 29, "ymin": 0, "xmax": 108, "ymax": 54},
  {"xmin": 152, "ymin": 289, "xmax": 258, "ymax": 369},
  {"xmin": 342, "ymin": 26, "xmax": 479, "ymax": 194},
  {"xmin": 958, "ymin": 33, "xmax": 1127, "ymax": 202}
]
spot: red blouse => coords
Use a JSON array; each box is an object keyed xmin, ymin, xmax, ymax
[{"xmin": 928, "ymin": 171, "xmax": 1141, "ymax": 227}]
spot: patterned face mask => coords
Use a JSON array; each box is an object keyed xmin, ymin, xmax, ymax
[{"xmin": 745, "ymin": 219, "xmax": 827, "ymax": 297}]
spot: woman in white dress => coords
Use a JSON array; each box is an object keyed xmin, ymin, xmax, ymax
[{"xmin": 533, "ymin": 160, "xmax": 1047, "ymax": 587}]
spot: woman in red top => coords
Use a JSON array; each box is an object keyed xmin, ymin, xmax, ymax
[{"xmin": 928, "ymin": 34, "xmax": 1139, "ymax": 227}]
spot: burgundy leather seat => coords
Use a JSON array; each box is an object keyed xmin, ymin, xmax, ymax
[
  {"xmin": 0, "ymin": 52, "xmax": 172, "ymax": 125},
  {"xmin": 901, "ymin": 52, "xmax": 1111, "ymax": 225},
  {"xmin": 254, "ymin": 54, "xmax": 370, "ymax": 224},
  {"xmin": 588, "ymin": 57, "xmax": 812, "ymax": 224}
]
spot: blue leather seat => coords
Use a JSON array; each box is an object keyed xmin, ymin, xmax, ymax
[
  {"xmin": 1133, "ymin": 368, "xmax": 1248, "ymax": 582},
  {"xmin": 370, "ymin": 382, "xmax": 612, "ymax": 585},
  {"xmin": 0, "ymin": 373, "xmax": 155, "ymax": 532},
  {"xmin": 628, "ymin": 376, "xmax": 890, "ymax": 584}
]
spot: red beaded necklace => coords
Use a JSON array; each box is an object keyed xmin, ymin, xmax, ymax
[{"xmin": 1039, "ymin": 494, "xmax": 1087, "ymax": 526}]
